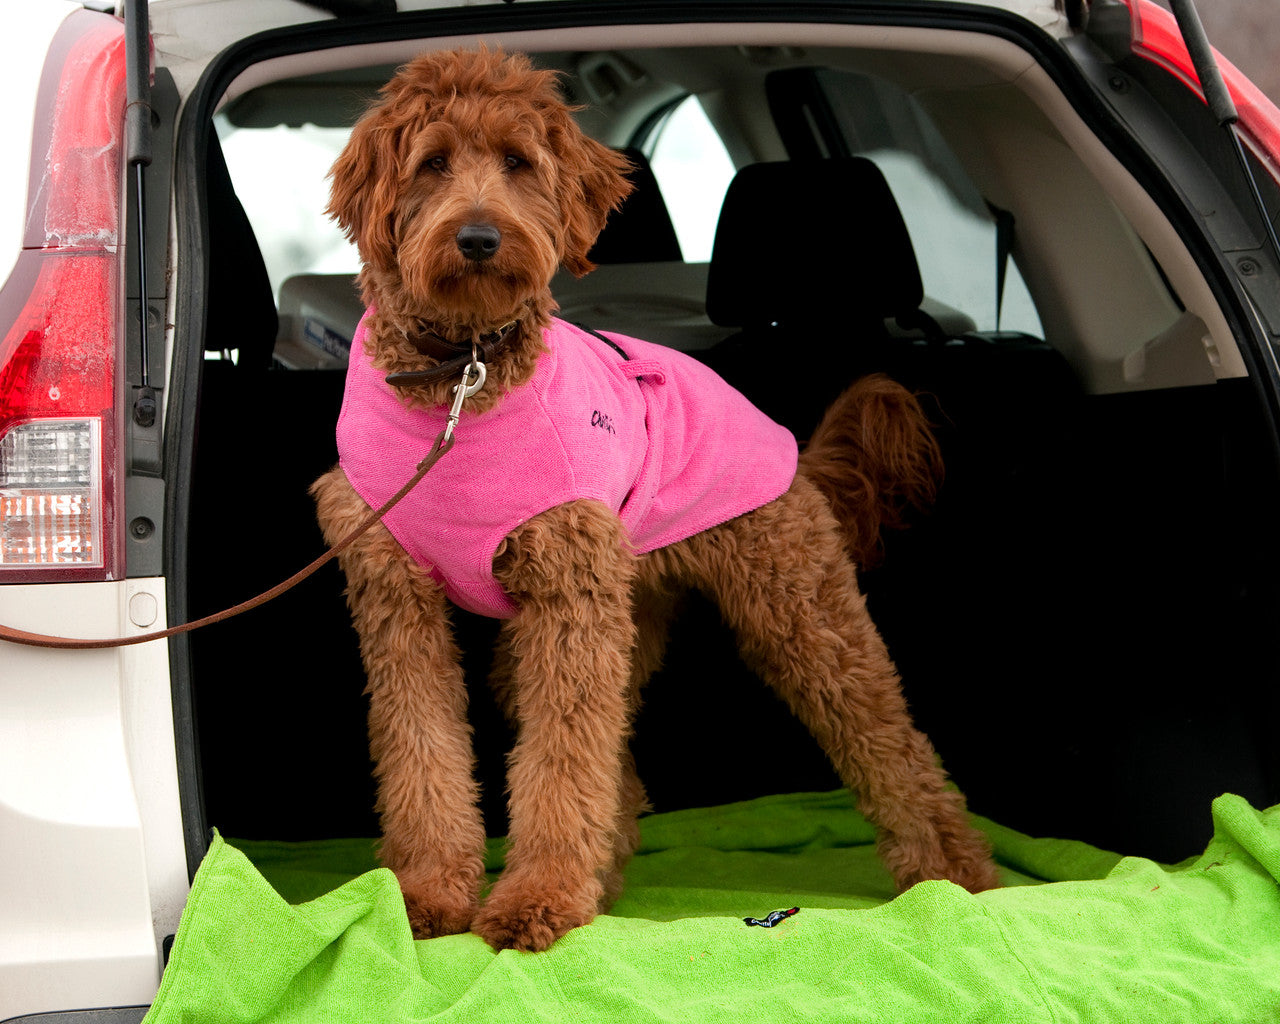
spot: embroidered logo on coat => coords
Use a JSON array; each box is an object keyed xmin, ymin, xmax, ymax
[{"xmin": 591, "ymin": 410, "xmax": 617, "ymax": 435}]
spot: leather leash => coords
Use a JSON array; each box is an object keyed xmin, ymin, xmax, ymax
[{"xmin": 0, "ymin": 429, "xmax": 455, "ymax": 651}]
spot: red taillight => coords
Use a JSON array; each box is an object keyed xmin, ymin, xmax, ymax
[
  {"xmin": 0, "ymin": 13, "xmax": 126, "ymax": 580},
  {"xmin": 1122, "ymin": 0, "xmax": 1280, "ymax": 183}
]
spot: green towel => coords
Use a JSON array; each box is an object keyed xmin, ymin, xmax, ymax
[{"xmin": 144, "ymin": 791, "xmax": 1280, "ymax": 1023}]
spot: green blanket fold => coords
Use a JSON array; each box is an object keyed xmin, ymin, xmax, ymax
[{"xmin": 144, "ymin": 791, "xmax": 1280, "ymax": 1023}]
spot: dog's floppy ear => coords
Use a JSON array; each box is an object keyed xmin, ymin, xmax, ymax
[
  {"xmin": 327, "ymin": 106, "xmax": 405, "ymax": 275},
  {"xmin": 551, "ymin": 116, "xmax": 635, "ymax": 277}
]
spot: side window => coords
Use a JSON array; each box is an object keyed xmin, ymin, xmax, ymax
[
  {"xmin": 215, "ymin": 117, "xmax": 359, "ymax": 299},
  {"xmin": 642, "ymin": 96, "xmax": 736, "ymax": 263}
]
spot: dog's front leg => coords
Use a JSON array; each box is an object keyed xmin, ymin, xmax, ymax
[
  {"xmin": 312, "ymin": 467, "xmax": 486, "ymax": 938},
  {"xmin": 472, "ymin": 499, "xmax": 637, "ymax": 952}
]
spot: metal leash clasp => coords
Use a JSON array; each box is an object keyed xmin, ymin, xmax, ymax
[{"xmin": 442, "ymin": 346, "xmax": 486, "ymax": 446}]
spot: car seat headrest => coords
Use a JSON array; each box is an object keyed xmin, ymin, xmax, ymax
[
  {"xmin": 705, "ymin": 157, "xmax": 924, "ymax": 329},
  {"xmin": 587, "ymin": 148, "xmax": 683, "ymax": 265},
  {"xmin": 204, "ymin": 132, "xmax": 279, "ymax": 370}
]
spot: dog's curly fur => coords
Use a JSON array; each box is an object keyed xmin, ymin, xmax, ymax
[{"xmin": 311, "ymin": 47, "xmax": 999, "ymax": 952}]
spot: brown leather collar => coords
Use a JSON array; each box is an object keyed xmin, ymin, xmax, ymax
[{"xmin": 385, "ymin": 321, "xmax": 520, "ymax": 389}]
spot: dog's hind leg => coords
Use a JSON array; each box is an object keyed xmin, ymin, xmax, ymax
[
  {"xmin": 472, "ymin": 499, "xmax": 638, "ymax": 951},
  {"xmin": 311, "ymin": 466, "xmax": 486, "ymax": 938},
  {"xmin": 656, "ymin": 475, "xmax": 1000, "ymax": 895}
]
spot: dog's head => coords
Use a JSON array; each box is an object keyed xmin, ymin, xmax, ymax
[{"xmin": 328, "ymin": 48, "xmax": 634, "ymax": 330}]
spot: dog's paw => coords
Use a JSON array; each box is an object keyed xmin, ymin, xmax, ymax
[
  {"xmin": 935, "ymin": 823, "xmax": 1002, "ymax": 894},
  {"xmin": 399, "ymin": 877, "xmax": 479, "ymax": 939},
  {"xmin": 472, "ymin": 883, "xmax": 597, "ymax": 951},
  {"xmin": 947, "ymin": 847, "xmax": 1002, "ymax": 894},
  {"xmin": 883, "ymin": 825, "xmax": 1002, "ymax": 895}
]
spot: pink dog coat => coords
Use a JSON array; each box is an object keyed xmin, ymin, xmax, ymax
[{"xmin": 337, "ymin": 314, "xmax": 798, "ymax": 618}]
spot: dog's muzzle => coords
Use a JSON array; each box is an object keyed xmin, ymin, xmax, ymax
[{"xmin": 456, "ymin": 223, "xmax": 501, "ymax": 262}]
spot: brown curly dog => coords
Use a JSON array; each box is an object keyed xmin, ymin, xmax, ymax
[{"xmin": 311, "ymin": 47, "xmax": 998, "ymax": 952}]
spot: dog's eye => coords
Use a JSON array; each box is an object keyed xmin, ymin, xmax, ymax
[
  {"xmin": 504, "ymin": 155, "xmax": 526, "ymax": 171},
  {"xmin": 426, "ymin": 155, "xmax": 448, "ymax": 173}
]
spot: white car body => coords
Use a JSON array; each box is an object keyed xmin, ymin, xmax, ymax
[
  {"xmin": 1, "ymin": 0, "xmax": 1278, "ymax": 1017},
  {"xmin": 1, "ymin": 8, "xmax": 185, "ymax": 1016}
]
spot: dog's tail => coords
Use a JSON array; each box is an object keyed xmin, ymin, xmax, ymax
[{"xmin": 797, "ymin": 374, "xmax": 943, "ymax": 569}]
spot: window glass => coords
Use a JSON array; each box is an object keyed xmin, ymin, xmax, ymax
[
  {"xmin": 866, "ymin": 148, "xmax": 1039, "ymax": 334},
  {"xmin": 216, "ymin": 118, "xmax": 358, "ymax": 299},
  {"xmin": 643, "ymin": 96, "xmax": 736, "ymax": 263},
  {"xmin": 816, "ymin": 70, "xmax": 1042, "ymax": 336}
]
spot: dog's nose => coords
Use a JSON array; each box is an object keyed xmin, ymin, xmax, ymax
[{"xmin": 456, "ymin": 223, "xmax": 502, "ymax": 262}]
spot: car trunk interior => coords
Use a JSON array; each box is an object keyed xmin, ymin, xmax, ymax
[{"xmin": 179, "ymin": 25, "xmax": 1280, "ymax": 871}]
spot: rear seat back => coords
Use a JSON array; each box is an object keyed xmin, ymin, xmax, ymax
[
  {"xmin": 700, "ymin": 156, "xmax": 1080, "ymax": 439},
  {"xmin": 705, "ymin": 158, "xmax": 926, "ymax": 337}
]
